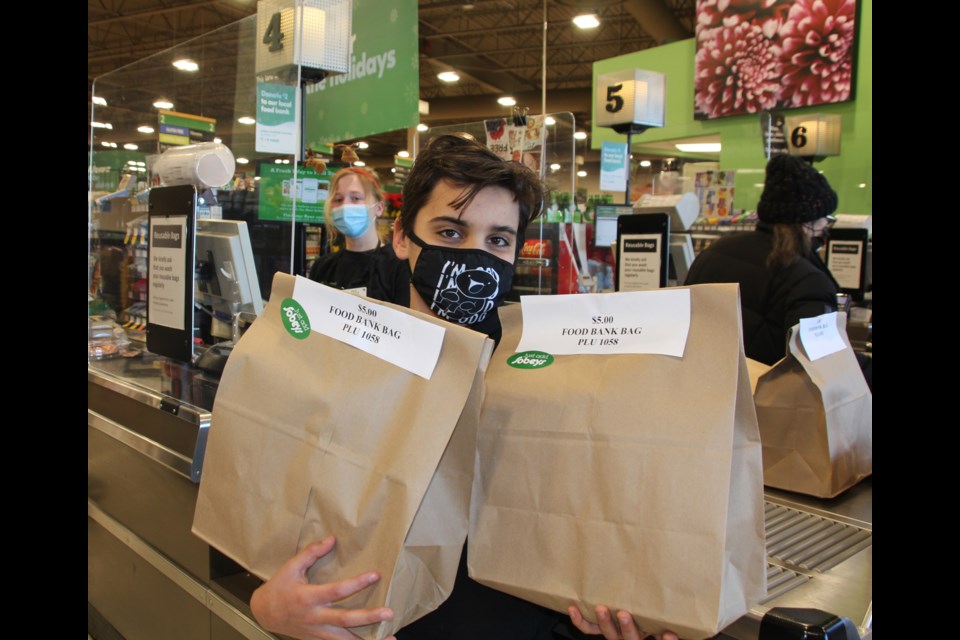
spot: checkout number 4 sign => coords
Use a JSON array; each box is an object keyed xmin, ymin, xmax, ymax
[{"xmin": 262, "ymin": 12, "xmax": 285, "ymax": 51}]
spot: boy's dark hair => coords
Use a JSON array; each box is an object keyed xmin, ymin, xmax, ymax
[{"xmin": 400, "ymin": 133, "xmax": 547, "ymax": 244}]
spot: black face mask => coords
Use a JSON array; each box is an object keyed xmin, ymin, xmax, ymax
[
  {"xmin": 407, "ymin": 230, "xmax": 515, "ymax": 327},
  {"xmin": 810, "ymin": 231, "xmax": 828, "ymax": 254}
]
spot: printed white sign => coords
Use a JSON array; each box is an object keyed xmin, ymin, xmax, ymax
[
  {"xmin": 618, "ymin": 233, "xmax": 662, "ymax": 291},
  {"xmin": 826, "ymin": 241, "xmax": 863, "ymax": 290},
  {"xmin": 798, "ymin": 312, "xmax": 846, "ymax": 361},
  {"xmin": 515, "ymin": 288, "xmax": 691, "ymax": 356},
  {"xmin": 148, "ymin": 215, "xmax": 189, "ymax": 330},
  {"xmin": 293, "ymin": 277, "xmax": 445, "ymax": 379}
]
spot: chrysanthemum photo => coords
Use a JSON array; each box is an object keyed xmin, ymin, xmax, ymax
[{"xmin": 694, "ymin": 0, "xmax": 858, "ymax": 120}]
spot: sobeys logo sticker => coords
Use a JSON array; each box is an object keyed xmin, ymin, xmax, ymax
[
  {"xmin": 281, "ymin": 298, "xmax": 311, "ymax": 339},
  {"xmin": 507, "ymin": 351, "xmax": 554, "ymax": 369}
]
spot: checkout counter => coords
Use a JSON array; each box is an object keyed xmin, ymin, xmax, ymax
[{"xmin": 88, "ymin": 346, "xmax": 872, "ymax": 640}]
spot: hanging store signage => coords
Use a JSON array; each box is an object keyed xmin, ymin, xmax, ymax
[
  {"xmin": 256, "ymin": 81, "xmax": 300, "ymax": 154},
  {"xmin": 302, "ymin": 0, "xmax": 419, "ymax": 148},
  {"xmin": 158, "ymin": 110, "xmax": 216, "ymax": 147}
]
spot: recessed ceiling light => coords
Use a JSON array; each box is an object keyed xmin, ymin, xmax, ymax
[
  {"xmin": 237, "ymin": 157, "xmax": 249, "ymax": 164},
  {"xmin": 137, "ymin": 126, "xmax": 155, "ymax": 134},
  {"xmin": 397, "ymin": 150, "xmax": 410, "ymax": 158},
  {"xmin": 213, "ymin": 137, "xmax": 222, "ymax": 144},
  {"xmin": 437, "ymin": 71, "xmax": 460, "ymax": 83},
  {"xmin": 91, "ymin": 121, "xmax": 113, "ymax": 130},
  {"xmin": 550, "ymin": 163, "xmax": 561, "ymax": 171},
  {"xmin": 173, "ymin": 59, "xmax": 199, "ymax": 72},
  {"xmin": 675, "ymin": 143, "xmax": 721, "ymax": 152},
  {"xmin": 100, "ymin": 141, "xmax": 117, "ymax": 148},
  {"xmin": 417, "ymin": 123, "xmax": 429, "ymax": 132},
  {"xmin": 254, "ymin": 176, "xmax": 261, "ymax": 181},
  {"xmin": 573, "ymin": 13, "xmax": 600, "ymax": 29},
  {"xmin": 358, "ymin": 141, "xmax": 369, "ymax": 149},
  {"xmin": 545, "ymin": 116, "xmax": 556, "ymax": 125},
  {"xmin": 282, "ymin": 159, "xmax": 290, "ymax": 164},
  {"xmin": 640, "ymin": 160, "xmax": 652, "ymax": 167},
  {"xmin": 92, "ymin": 96, "xmax": 107, "ymax": 106},
  {"xmin": 391, "ymin": 168, "xmax": 397, "ymax": 173},
  {"xmin": 498, "ymin": 96, "xmax": 516, "ymax": 106},
  {"xmin": 858, "ymin": 183, "xmax": 867, "ymax": 188},
  {"xmin": 574, "ymin": 131, "xmax": 587, "ymax": 140},
  {"xmin": 153, "ymin": 100, "xmax": 174, "ymax": 109},
  {"xmin": 275, "ymin": 159, "xmax": 284, "ymax": 164},
  {"xmin": 123, "ymin": 143, "xmax": 138, "ymax": 150},
  {"xmin": 354, "ymin": 161, "xmax": 366, "ymax": 167},
  {"xmin": 577, "ymin": 170, "xmax": 587, "ymax": 177},
  {"xmin": 238, "ymin": 116, "xmax": 256, "ymax": 125}
]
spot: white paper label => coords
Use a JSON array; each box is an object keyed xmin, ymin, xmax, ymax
[
  {"xmin": 515, "ymin": 288, "xmax": 691, "ymax": 356},
  {"xmin": 826, "ymin": 241, "xmax": 863, "ymax": 290},
  {"xmin": 148, "ymin": 215, "xmax": 188, "ymax": 330},
  {"xmin": 293, "ymin": 276, "xmax": 445, "ymax": 379},
  {"xmin": 618, "ymin": 233, "xmax": 662, "ymax": 291},
  {"xmin": 798, "ymin": 312, "xmax": 846, "ymax": 361}
]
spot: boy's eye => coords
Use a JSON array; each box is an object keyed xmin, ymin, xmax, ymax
[{"xmin": 438, "ymin": 228, "xmax": 462, "ymax": 239}]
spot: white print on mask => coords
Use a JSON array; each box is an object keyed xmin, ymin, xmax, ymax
[{"xmin": 430, "ymin": 260, "xmax": 501, "ymax": 324}]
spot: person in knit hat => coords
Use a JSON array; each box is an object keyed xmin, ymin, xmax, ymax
[{"xmin": 685, "ymin": 153, "xmax": 841, "ymax": 365}]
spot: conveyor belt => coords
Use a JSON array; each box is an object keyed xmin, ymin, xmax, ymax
[{"xmin": 760, "ymin": 501, "xmax": 872, "ymax": 604}]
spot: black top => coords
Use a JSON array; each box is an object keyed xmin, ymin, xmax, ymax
[
  {"xmin": 308, "ymin": 244, "xmax": 410, "ymax": 307},
  {"xmin": 395, "ymin": 307, "xmax": 565, "ymax": 640},
  {"xmin": 684, "ymin": 223, "xmax": 838, "ymax": 365}
]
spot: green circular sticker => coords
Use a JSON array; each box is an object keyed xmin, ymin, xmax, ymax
[
  {"xmin": 507, "ymin": 351, "xmax": 554, "ymax": 369},
  {"xmin": 280, "ymin": 298, "xmax": 311, "ymax": 340}
]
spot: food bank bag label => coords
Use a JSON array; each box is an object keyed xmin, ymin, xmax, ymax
[
  {"xmin": 469, "ymin": 284, "xmax": 766, "ymax": 640},
  {"xmin": 193, "ymin": 272, "xmax": 494, "ymax": 640}
]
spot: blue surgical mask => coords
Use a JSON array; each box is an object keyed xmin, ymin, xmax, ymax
[{"xmin": 331, "ymin": 204, "xmax": 371, "ymax": 238}]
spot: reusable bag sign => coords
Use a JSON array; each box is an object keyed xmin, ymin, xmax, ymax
[
  {"xmin": 753, "ymin": 312, "xmax": 872, "ymax": 498},
  {"xmin": 469, "ymin": 284, "xmax": 767, "ymax": 640},
  {"xmin": 192, "ymin": 273, "xmax": 494, "ymax": 640}
]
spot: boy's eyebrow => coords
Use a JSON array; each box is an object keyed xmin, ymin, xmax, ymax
[{"xmin": 428, "ymin": 215, "xmax": 518, "ymax": 236}]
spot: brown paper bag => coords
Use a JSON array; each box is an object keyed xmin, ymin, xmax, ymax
[
  {"xmin": 192, "ymin": 273, "xmax": 494, "ymax": 640},
  {"xmin": 753, "ymin": 314, "xmax": 872, "ymax": 498},
  {"xmin": 468, "ymin": 284, "xmax": 767, "ymax": 640}
]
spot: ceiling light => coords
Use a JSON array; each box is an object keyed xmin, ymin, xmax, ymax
[
  {"xmin": 237, "ymin": 157, "xmax": 249, "ymax": 165},
  {"xmin": 358, "ymin": 141, "xmax": 369, "ymax": 149},
  {"xmin": 675, "ymin": 143, "xmax": 721, "ymax": 152},
  {"xmin": 123, "ymin": 144, "xmax": 138, "ymax": 150},
  {"xmin": 153, "ymin": 100, "xmax": 174, "ymax": 109},
  {"xmin": 858, "ymin": 183, "xmax": 867, "ymax": 188},
  {"xmin": 282, "ymin": 159, "xmax": 290, "ymax": 164},
  {"xmin": 550, "ymin": 163, "xmax": 561, "ymax": 171},
  {"xmin": 437, "ymin": 71, "xmax": 460, "ymax": 83},
  {"xmin": 254, "ymin": 176, "xmax": 261, "ymax": 181},
  {"xmin": 417, "ymin": 123, "xmax": 429, "ymax": 132},
  {"xmin": 354, "ymin": 161, "xmax": 366, "ymax": 167},
  {"xmin": 91, "ymin": 121, "xmax": 113, "ymax": 129},
  {"xmin": 173, "ymin": 59, "xmax": 199, "ymax": 72},
  {"xmin": 498, "ymin": 96, "xmax": 516, "ymax": 106},
  {"xmin": 640, "ymin": 160, "xmax": 652, "ymax": 168},
  {"xmin": 391, "ymin": 168, "xmax": 397, "ymax": 173},
  {"xmin": 573, "ymin": 13, "xmax": 600, "ymax": 29},
  {"xmin": 238, "ymin": 116, "xmax": 257, "ymax": 125},
  {"xmin": 397, "ymin": 150, "xmax": 410, "ymax": 158},
  {"xmin": 275, "ymin": 159, "xmax": 284, "ymax": 164},
  {"xmin": 573, "ymin": 131, "xmax": 587, "ymax": 140},
  {"xmin": 100, "ymin": 141, "xmax": 116, "ymax": 148},
  {"xmin": 577, "ymin": 170, "xmax": 587, "ymax": 177},
  {"xmin": 92, "ymin": 96, "xmax": 107, "ymax": 106},
  {"xmin": 213, "ymin": 137, "xmax": 222, "ymax": 144},
  {"xmin": 545, "ymin": 116, "xmax": 556, "ymax": 125},
  {"xmin": 137, "ymin": 126, "xmax": 155, "ymax": 134}
]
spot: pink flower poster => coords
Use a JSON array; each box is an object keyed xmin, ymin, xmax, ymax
[{"xmin": 694, "ymin": 0, "xmax": 859, "ymax": 120}]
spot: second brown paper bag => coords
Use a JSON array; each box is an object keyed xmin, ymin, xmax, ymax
[
  {"xmin": 192, "ymin": 273, "xmax": 494, "ymax": 640},
  {"xmin": 468, "ymin": 284, "xmax": 767, "ymax": 640},
  {"xmin": 753, "ymin": 313, "xmax": 872, "ymax": 498}
]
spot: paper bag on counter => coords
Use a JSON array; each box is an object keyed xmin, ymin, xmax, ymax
[
  {"xmin": 192, "ymin": 273, "xmax": 494, "ymax": 640},
  {"xmin": 753, "ymin": 314, "xmax": 872, "ymax": 498},
  {"xmin": 468, "ymin": 284, "xmax": 767, "ymax": 640}
]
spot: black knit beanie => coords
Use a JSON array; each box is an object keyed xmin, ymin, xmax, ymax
[{"xmin": 756, "ymin": 154, "xmax": 838, "ymax": 224}]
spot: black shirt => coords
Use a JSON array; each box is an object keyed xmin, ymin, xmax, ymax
[
  {"xmin": 395, "ymin": 305, "xmax": 564, "ymax": 640},
  {"xmin": 308, "ymin": 244, "xmax": 410, "ymax": 307}
]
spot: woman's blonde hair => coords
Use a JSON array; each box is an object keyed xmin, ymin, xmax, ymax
[
  {"xmin": 767, "ymin": 223, "xmax": 813, "ymax": 271},
  {"xmin": 323, "ymin": 167, "xmax": 385, "ymax": 243}
]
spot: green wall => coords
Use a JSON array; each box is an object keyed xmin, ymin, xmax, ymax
[{"xmin": 591, "ymin": 0, "xmax": 871, "ymax": 216}]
